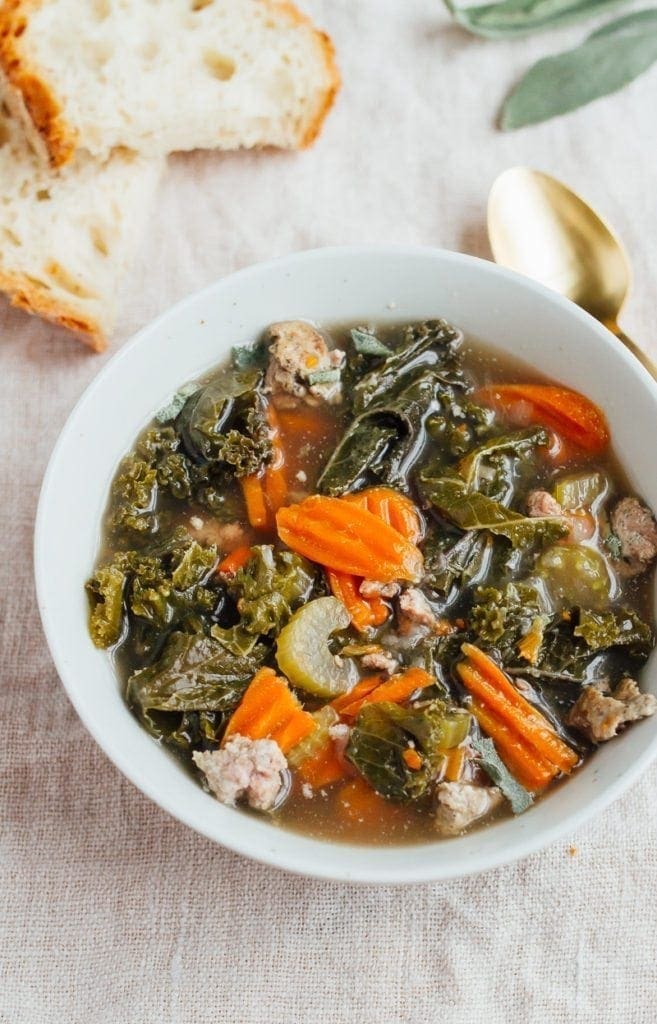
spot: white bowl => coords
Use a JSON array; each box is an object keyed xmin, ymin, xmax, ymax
[{"xmin": 35, "ymin": 246, "xmax": 657, "ymax": 883}]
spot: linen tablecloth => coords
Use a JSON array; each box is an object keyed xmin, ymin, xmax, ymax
[{"xmin": 2, "ymin": 2, "xmax": 657, "ymax": 1020}]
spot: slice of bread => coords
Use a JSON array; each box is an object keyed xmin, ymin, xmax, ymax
[
  {"xmin": 0, "ymin": 0, "xmax": 340, "ymax": 168},
  {"xmin": 0, "ymin": 102, "xmax": 163, "ymax": 349}
]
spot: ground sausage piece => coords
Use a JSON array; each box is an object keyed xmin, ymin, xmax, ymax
[
  {"xmin": 397, "ymin": 588, "xmax": 437, "ymax": 634},
  {"xmin": 265, "ymin": 320, "xmax": 345, "ymax": 406},
  {"xmin": 193, "ymin": 735, "xmax": 288, "ymax": 811},
  {"xmin": 360, "ymin": 650, "xmax": 399, "ymax": 676},
  {"xmin": 189, "ymin": 519, "xmax": 247, "ymax": 552},
  {"xmin": 359, "ymin": 579, "xmax": 400, "ymax": 599},
  {"xmin": 567, "ymin": 679, "xmax": 657, "ymax": 743},
  {"xmin": 526, "ymin": 490, "xmax": 563, "ymax": 517},
  {"xmin": 610, "ymin": 497, "xmax": 657, "ymax": 577},
  {"xmin": 434, "ymin": 782, "xmax": 504, "ymax": 837}
]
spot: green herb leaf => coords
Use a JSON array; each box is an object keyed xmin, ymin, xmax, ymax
[
  {"xmin": 574, "ymin": 607, "xmax": 653, "ymax": 654},
  {"xmin": 231, "ymin": 342, "xmax": 267, "ymax": 371},
  {"xmin": 458, "ymin": 426, "xmax": 549, "ymax": 489},
  {"xmin": 347, "ymin": 700, "xmax": 471, "ymax": 801},
  {"xmin": 421, "ymin": 475, "xmax": 568, "ymax": 548},
  {"xmin": 445, "ymin": 0, "xmax": 628, "ymax": 39},
  {"xmin": 307, "ymin": 367, "xmax": 341, "ymax": 386},
  {"xmin": 128, "ymin": 632, "xmax": 267, "ymax": 713},
  {"xmin": 86, "ymin": 564, "xmax": 126, "ymax": 648},
  {"xmin": 228, "ymin": 545, "xmax": 317, "ymax": 637},
  {"xmin": 156, "ymin": 382, "xmax": 200, "ymax": 424},
  {"xmin": 472, "ymin": 736, "xmax": 533, "ymax": 813},
  {"xmin": 350, "ymin": 328, "xmax": 393, "ymax": 357},
  {"xmin": 501, "ymin": 10, "xmax": 657, "ymax": 130}
]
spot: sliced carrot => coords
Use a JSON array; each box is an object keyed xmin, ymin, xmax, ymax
[
  {"xmin": 241, "ymin": 474, "xmax": 269, "ymax": 529},
  {"xmin": 326, "ymin": 568, "xmax": 389, "ymax": 632},
  {"xmin": 335, "ymin": 776, "xmax": 405, "ymax": 828},
  {"xmin": 276, "ymin": 407, "xmax": 334, "ymax": 440},
  {"xmin": 344, "ymin": 487, "xmax": 424, "ymax": 543},
  {"xmin": 223, "ymin": 666, "xmax": 316, "ymax": 754},
  {"xmin": 262, "ymin": 404, "xmax": 288, "ymax": 516},
  {"xmin": 298, "ymin": 743, "xmax": 350, "ymax": 788},
  {"xmin": 457, "ymin": 647, "xmax": 577, "ymax": 773},
  {"xmin": 471, "ymin": 700, "xmax": 556, "ymax": 792},
  {"xmin": 217, "ymin": 545, "xmax": 252, "ymax": 575},
  {"xmin": 443, "ymin": 746, "xmax": 466, "ymax": 783},
  {"xmin": 475, "ymin": 384, "xmax": 609, "ymax": 454},
  {"xmin": 331, "ymin": 675, "xmax": 384, "ymax": 715},
  {"xmin": 276, "ymin": 495, "xmax": 423, "ymax": 582},
  {"xmin": 402, "ymin": 748, "xmax": 423, "ymax": 771},
  {"xmin": 336, "ymin": 667, "xmax": 431, "ymax": 719}
]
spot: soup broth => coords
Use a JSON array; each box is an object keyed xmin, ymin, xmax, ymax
[{"xmin": 88, "ymin": 319, "xmax": 657, "ymax": 844}]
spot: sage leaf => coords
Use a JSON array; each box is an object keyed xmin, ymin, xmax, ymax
[
  {"xmin": 472, "ymin": 736, "xmax": 533, "ymax": 813},
  {"xmin": 501, "ymin": 9, "xmax": 657, "ymax": 130},
  {"xmin": 351, "ymin": 328, "xmax": 393, "ymax": 357},
  {"xmin": 156, "ymin": 382, "xmax": 200, "ymax": 424},
  {"xmin": 444, "ymin": 0, "xmax": 629, "ymax": 39}
]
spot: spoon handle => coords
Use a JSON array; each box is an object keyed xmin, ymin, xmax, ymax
[{"xmin": 610, "ymin": 324, "xmax": 657, "ymax": 383}]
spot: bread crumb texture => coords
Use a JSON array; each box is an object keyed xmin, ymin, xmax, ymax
[{"xmin": 0, "ymin": 0, "xmax": 340, "ymax": 166}]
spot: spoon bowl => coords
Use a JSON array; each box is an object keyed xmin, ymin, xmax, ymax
[{"xmin": 488, "ymin": 167, "xmax": 655, "ymax": 378}]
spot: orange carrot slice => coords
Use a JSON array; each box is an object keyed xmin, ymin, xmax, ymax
[
  {"xmin": 217, "ymin": 545, "xmax": 252, "ymax": 575},
  {"xmin": 331, "ymin": 675, "xmax": 384, "ymax": 715},
  {"xmin": 335, "ymin": 776, "xmax": 406, "ymax": 828},
  {"xmin": 276, "ymin": 495, "xmax": 423, "ymax": 582},
  {"xmin": 344, "ymin": 487, "xmax": 424, "ymax": 543},
  {"xmin": 223, "ymin": 667, "xmax": 316, "ymax": 754},
  {"xmin": 471, "ymin": 700, "xmax": 556, "ymax": 792},
  {"xmin": 326, "ymin": 569, "xmax": 389, "ymax": 632},
  {"xmin": 458, "ymin": 645, "xmax": 577, "ymax": 773},
  {"xmin": 241, "ymin": 474, "xmax": 269, "ymax": 529},
  {"xmin": 475, "ymin": 384, "xmax": 609, "ymax": 454},
  {"xmin": 298, "ymin": 743, "xmax": 350, "ymax": 788},
  {"xmin": 336, "ymin": 667, "xmax": 431, "ymax": 719}
]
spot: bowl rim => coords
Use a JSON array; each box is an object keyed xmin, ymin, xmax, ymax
[{"xmin": 34, "ymin": 243, "xmax": 657, "ymax": 884}]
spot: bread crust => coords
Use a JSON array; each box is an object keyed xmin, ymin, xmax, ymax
[
  {"xmin": 0, "ymin": 0, "xmax": 340, "ymax": 164},
  {"xmin": 262, "ymin": 1, "xmax": 340, "ymax": 147},
  {"xmin": 0, "ymin": 267, "xmax": 106, "ymax": 350},
  {"xmin": 0, "ymin": 0, "xmax": 77, "ymax": 166}
]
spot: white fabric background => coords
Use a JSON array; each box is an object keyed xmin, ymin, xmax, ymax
[{"xmin": 2, "ymin": 2, "xmax": 657, "ymax": 1021}]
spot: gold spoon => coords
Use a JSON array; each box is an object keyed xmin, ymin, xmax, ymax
[{"xmin": 487, "ymin": 166, "xmax": 657, "ymax": 380}]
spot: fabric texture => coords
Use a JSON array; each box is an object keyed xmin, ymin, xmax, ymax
[{"xmin": 2, "ymin": 1, "xmax": 657, "ymax": 1021}]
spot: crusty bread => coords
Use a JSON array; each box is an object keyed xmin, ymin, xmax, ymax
[
  {"xmin": 0, "ymin": 102, "xmax": 163, "ymax": 348},
  {"xmin": 0, "ymin": 0, "xmax": 340, "ymax": 167}
]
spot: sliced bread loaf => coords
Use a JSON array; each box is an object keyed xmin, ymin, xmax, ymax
[
  {"xmin": 0, "ymin": 102, "xmax": 163, "ymax": 348},
  {"xmin": 0, "ymin": 0, "xmax": 340, "ymax": 167}
]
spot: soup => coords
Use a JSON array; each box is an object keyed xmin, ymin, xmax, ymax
[{"xmin": 87, "ymin": 319, "xmax": 657, "ymax": 843}]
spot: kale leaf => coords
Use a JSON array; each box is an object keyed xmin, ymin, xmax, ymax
[
  {"xmin": 574, "ymin": 607, "xmax": 653, "ymax": 656},
  {"xmin": 346, "ymin": 699, "xmax": 471, "ymax": 801},
  {"xmin": 178, "ymin": 368, "xmax": 272, "ymax": 476},
  {"xmin": 352, "ymin": 319, "xmax": 463, "ymax": 413},
  {"xmin": 111, "ymin": 459, "xmax": 159, "ymax": 536},
  {"xmin": 421, "ymin": 475, "xmax": 568, "ymax": 548},
  {"xmin": 127, "ymin": 631, "xmax": 266, "ymax": 713},
  {"xmin": 87, "ymin": 564, "xmax": 126, "ymax": 648},
  {"xmin": 422, "ymin": 529, "xmax": 491, "ymax": 596},
  {"xmin": 87, "ymin": 535, "xmax": 221, "ymax": 654},
  {"xmin": 318, "ymin": 370, "xmax": 442, "ymax": 494},
  {"xmin": 228, "ymin": 545, "xmax": 317, "ymax": 636}
]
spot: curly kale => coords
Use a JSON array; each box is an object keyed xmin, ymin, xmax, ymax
[
  {"xmin": 127, "ymin": 631, "xmax": 266, "ymax": 714},
  {"xmin": 228, "ymin": 545, "xmax": 317, "ymax": 636},
  {"xmin": 87, "ymin": 535, "xmax": 220, "ymax": 653},
  {"xmin": 87, "ymin": 564, "xmax": 126, "ymax": 648},
  {"xmin": 111, "ymin": 459, "xmax": 159, "ymax": 536}
]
